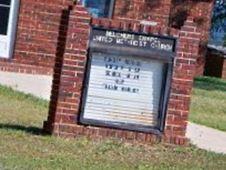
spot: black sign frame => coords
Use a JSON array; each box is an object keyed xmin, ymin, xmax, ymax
[{"xmin": 79, "ymin": 27, "xmax": 176, "ymax": 135}]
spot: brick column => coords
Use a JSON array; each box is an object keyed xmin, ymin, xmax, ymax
[
  {"xmin": 164, "ymin": 17, "xmax": 201, "ymax": 144},
  {"xmin": 44, "ymin": 5, "xmax": 92, "ymax": 135}
]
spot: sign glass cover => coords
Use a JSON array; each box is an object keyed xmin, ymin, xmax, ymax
[{"xmin": 82, "ymin": 53, "xmax": 165, "ymax": 129}]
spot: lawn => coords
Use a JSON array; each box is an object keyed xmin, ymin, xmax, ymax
[
  {"xmin": 0, "ymin": 85, "xmax": 226, "ymax": 169},
  {"xmin": 190, "ymin": 76, "xmax": 226, "ymax": 132}
]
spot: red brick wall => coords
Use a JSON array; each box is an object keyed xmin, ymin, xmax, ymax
[
  {"xmin": 0, "ymin": 0, "xmax": 214, "ymax": 76},
  {"xmin": 0, "ymin": 0, "xmax": 72, "ymax": 75},
  {"xmin": 189, "ymin": 1, "xmax": 214, "ymax": 41},
  {"xmin": 0, "ymin": 0, "xmax": 173, "ymax": 75},
  {"xmin": 44, "ymin": 5, "xmax": 201, "ymax": 145},
  {"xmin": 114, "ymin": 0, "xmax": 172, "ymax": 27}
]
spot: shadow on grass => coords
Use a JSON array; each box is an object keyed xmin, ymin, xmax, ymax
[
  {"xmin": 0, "ymin": 124, "xmax": 47, "ymax": 136},
  {"xmin": 194, "ymin": 76, "xmax": 226, "ymax": 92}
]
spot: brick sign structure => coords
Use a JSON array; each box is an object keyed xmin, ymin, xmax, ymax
[{"xmin": 44, "ymin": 5, "xmax": 201, "ymax": 145}]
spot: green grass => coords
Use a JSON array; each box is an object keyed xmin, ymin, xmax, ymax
[
  {"xmin": 0, "ymin": 85, "xmax": 226, "ymax": 169},
  {"xmin": 190, "ymin": 76, "xmax": 226, "ymax": 131}
]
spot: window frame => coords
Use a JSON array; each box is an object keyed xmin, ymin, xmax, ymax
[
  {"xmin": 108, "ymin": 0, "xmax": 115, "ymax": 18},
  {"xmin": 81, "ymin": 0, "xmax": 115, "ymax": 18},
  {"xmin": 0, "ymin": 0, "xmax": 20, "ymax": 59}
]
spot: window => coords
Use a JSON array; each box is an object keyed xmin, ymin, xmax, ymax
[
  {"xmin": 0, "ymin": 0, "xmax": 20, "ymax": 58},
  {"xmin": 81, "ymin": 0, "xmax": 115, "ymax": 18}
]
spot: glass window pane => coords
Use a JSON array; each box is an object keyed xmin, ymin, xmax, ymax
[
  {"xmin": 83, "ymin": 0, "xmax": 112, "ymax": 18},
  {"xmin": 0, "ymin": 0, "xmax": 11, "ymax": 5},
  {"xmin": 0, "ymin": 6, "xmax": 10, "ymax": 35}
]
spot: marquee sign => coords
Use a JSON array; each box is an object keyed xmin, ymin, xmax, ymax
[
  {"xmin": 80, "ymin": 28, "xmax": 174, "ymax": 133},
  {"xmin": 91, "ymin": 28, "xmax": 176, "ymax": 52}
]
